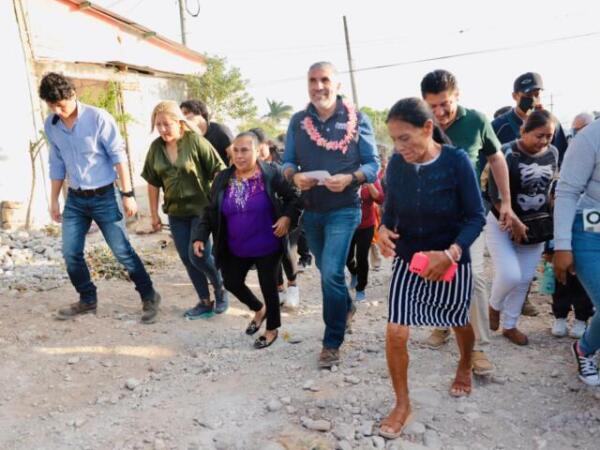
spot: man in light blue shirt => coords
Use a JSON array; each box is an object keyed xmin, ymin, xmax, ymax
[{"xmin": 40, "ymin": 72, "xmax": 161, "ymax": 323}]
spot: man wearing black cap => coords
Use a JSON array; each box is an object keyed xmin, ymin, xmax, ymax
[
  {"xmin": 492, "ymin": 72, "xmax": 569, "ymax": 318},
  {"xmin": 492, "ymin": 72, "xmax": 568, "ymax": 163}
]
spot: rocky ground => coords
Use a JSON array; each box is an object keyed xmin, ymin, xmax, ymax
[{"xmin": 0, "ymin": 229, "xmax": 599, "ymax": 450}]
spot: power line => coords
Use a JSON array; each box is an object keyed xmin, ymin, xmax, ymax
[
  {"xmin": 217, "ymin": 9, "xmax": 593, "ymax": 59},
  {"xmin": 250, "ymin": 30, "xmax": 600, "ymax": 87},
  {"xmin": 350, "ymin": 31, "xmax": 600, "ymax": 74}
]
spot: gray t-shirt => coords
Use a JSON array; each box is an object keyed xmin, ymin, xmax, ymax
[{"xmin": 554, "ymin": 119, "xmax": 600, "ymax": 250}]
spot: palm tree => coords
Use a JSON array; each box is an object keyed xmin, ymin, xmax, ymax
[{"xmin": 263, "ymin": 99, "xmax": 293, "ymax": 124}]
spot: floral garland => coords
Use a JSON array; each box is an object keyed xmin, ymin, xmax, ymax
[{"xmin": 302, "ymin": 100, "xmax": 358, "ymax": 154}]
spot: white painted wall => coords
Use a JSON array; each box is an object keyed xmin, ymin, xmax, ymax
[
  {"xmin": 33, "ymin": 62, "xmax": 190, "ymax": 219},
  {"xmin": 120, "ymin": 75, "xmax": 188, "ymax": 219},
  {"xmin": 24, "ymin": 0, "xmax": 204, "ymax": 76},
  {"xmin": 0, "ymin": 0, "xmax": 48, "ymax": 226},
  {"xmin": 1, "ymin": 0, "xmax": 205, "ymax": 227}
]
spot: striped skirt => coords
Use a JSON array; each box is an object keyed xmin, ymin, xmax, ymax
[{"xmin": 388, "ymin": 257, "xmax": 473, "ymax": 327}]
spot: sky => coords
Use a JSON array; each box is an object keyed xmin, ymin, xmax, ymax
[{"xmin": 95, "ymin": 0, "xmax": 600, "ymax": 126}]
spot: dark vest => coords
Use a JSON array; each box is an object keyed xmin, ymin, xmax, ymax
[{"xmin": 292, "ymin": 102, "xmax": 361, "ymax": 212}]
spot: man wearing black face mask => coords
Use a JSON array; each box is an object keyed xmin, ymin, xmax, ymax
[
  {"xmin": 492, "ymin": 72, "xmax": 569, "ymax": 318},
  {"xmin": 492, "ymin": 72, "xmax": 568, "ymax": 164}
]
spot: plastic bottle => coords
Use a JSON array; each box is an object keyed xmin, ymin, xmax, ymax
[{"xmin": 539, "ymin": 261, "xmax": 556, "ymax": 295}]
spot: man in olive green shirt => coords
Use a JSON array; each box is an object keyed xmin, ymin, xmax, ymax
[{"xmin": 421, "ymin": 70, "xmax": 513, "ymax": 376}]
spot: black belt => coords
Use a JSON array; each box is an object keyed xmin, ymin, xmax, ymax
[{"xmin": 68, "ymin": 183, "xmax": 114, "ymax": 198}]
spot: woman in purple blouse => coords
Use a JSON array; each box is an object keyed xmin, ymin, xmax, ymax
[{"xmin": 192, "ymin": 132, "xmax": 301, "ymax": 348}]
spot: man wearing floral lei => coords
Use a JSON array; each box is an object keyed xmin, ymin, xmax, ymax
[{"xmin": 283, "ymin": 61, "xmax": 380, "ymax": 369}]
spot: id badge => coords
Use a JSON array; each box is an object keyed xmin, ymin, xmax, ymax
[{"xmin": 583, "ymin": 209, "xmax": 600, "ymax": 233}]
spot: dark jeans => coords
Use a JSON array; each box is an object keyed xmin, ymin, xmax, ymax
[
  {"xmin": 168, "ymin": 215, "xmax": 223, "ymax": 301},
  {"xmin": 62, "ymin": 186, "xmax": 154, "ymax": 304},
  {"xmin": 346, "ymin": 225, "xmax": 375, "ymax": 292},
  {"xmin": 303, "ymin": 207, "xmax": 361, "ymax": 349},
  {"xmin": 552, "ymin": 272, "xmax": 594, "ymax": 321},
  {"xmin": 221, "ymin": 250, "xmax": 283, "ymax": 330}
]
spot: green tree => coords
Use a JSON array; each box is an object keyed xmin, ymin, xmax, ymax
[
  {"xmin": 187, "ymin": 55, "xmax": 257, "ymax": 123},
  {"xmin": 360, "ymin": 106, "xmax": 391, "ymax": 147},
  {"xmin": 237, "ymin": 117, "xmax": 284, "ymax": 140},
  {"xmin": 263, "ymin": 99, "xmax": 293, "ymax": 124},
  {"xmin": 78, "ymin": 81, "xmax": 133, "ymax": 132}
]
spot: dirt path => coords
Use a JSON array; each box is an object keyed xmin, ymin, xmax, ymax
[{"xmin": 0, "ymin": 233, "xmax": 598, "ymax": 450}]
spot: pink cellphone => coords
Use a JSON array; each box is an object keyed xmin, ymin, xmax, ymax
[
  {"xmin": 408, "ymin": 252, "xmax": 429, "ymax": 275},
  {"xmin": 409, "ymin": 252, "xmax": 458, "ymax": 282}
]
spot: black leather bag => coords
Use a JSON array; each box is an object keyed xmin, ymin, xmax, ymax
[{"xmin": 520, "ymin": 212, "xmax": 554, "ymax": 244}]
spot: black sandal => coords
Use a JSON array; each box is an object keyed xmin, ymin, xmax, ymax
[
  {"xmin": 254, "ymin": 330, "xmax": 278, "ymax": 349},
  {"xmin": 245, "ymin": 315, "xmax": 266, "ymax": 335}
]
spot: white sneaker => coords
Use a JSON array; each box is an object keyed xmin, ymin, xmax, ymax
[
  {"xmin": 285, "ymin": 285, "xmax": 300, "ymax": 308},
  {"xmin": 551, "ymin": 318, "xmax": 568, "ymax": 337},
  {"xmin": 278, "ymin": 289, "xmax": 287, "ymax": 306},
  {"xmin": 569, "ymin": 319, "xmax": 587, "ymax": 339}
]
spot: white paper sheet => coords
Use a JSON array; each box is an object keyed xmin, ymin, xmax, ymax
[{"xmin": 301, "ymin": 170, "xmax": 331, "ymax": 185}]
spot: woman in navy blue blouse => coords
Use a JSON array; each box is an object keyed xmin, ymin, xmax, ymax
[{"xmin": 377, "ymin": 98, "xmax": 485, "ymax": 439}]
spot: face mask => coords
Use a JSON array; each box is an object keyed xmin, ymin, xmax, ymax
[{"xmin": 518, "ymin": 96, "xmax": 535, "ymax": 113}]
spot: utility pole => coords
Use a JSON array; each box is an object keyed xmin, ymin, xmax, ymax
[
  {"xmin": 178, "ymin": 0, "xmax": 187, "ymax": 45},
  {"xmin": 343, "ymin": 16, "xmax": 359, "ymax": 108}
]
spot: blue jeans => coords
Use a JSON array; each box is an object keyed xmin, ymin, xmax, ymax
[
  {"xmin": 168, "ymin": 215, "xmax": 223, "ymax": 301},
  {"xmin": 302, "ymin": 206, "xmax": 361, "ymax": 349},
  {"xmin": 62, "ymin": 186, "xmax": 154, "ymax": 304},
  {"xmin": 573, "ymin": 215, "xmax": 600, "ymax": 354}
]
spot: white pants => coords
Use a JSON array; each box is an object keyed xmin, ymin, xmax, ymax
[{"xmin": 486, "ymin": 212, "xmax": 544, "ymax": 330}]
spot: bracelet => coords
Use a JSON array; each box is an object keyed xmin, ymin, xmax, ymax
[
  {"xmin": 120, "ymin": 190, "xmax": 135, "ymax": 198},
  {"xmin": 449, "ymin": 243, "xmax": 462, "ymax": 261},
  {"xmin": 443, "ymin": 250, "xmax": 455, "ymax": 263}
]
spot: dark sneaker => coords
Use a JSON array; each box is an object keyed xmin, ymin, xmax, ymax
[
  {"xmin": 184, "ymin": 299, "xmax": 215, "ymax": 320},
  {"xmin": 318, "ymin": 347, "xmax": 340, "ymax": 369},
  {"xmin": 141, "ymin": 292, "xmax": 161, "ymax": 324},
  {"xmin": 572, "ymin": 341, "xmax": 600, "ymax": 386},
  {"xmin": 56, "ymin": 301, "xmax": 97, "ymax": 320},
  {"xmin": 214, "ymin": 290, "xmax": 229, "ymax": 314}
]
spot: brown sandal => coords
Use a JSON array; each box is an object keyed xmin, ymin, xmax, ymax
[{"xmin": 378, "ymin": 409, "xmax": 412, "ymax": 439}]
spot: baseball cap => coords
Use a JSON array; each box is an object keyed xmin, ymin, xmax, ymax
[{"xmin": 513, "ymin": 72, "xmax": 544, "ymax": 94}]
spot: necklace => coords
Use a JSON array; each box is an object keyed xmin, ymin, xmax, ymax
[{"xmin": 302, "ymin": 100, "xmax": 358, "ymax": 154}]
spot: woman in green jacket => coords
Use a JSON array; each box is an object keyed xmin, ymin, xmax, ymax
[{"xmin": 142, "ymin": 101, "xmax": 227, "ymax": 319}]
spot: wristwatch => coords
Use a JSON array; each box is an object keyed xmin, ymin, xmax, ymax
[
  {"xmin": 120, "ymin": 190, "xmax": 135, "ymax": 198},
  {"xmin": 350, "ymin": 172, "xmax": 360, "ymax": 187}
]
